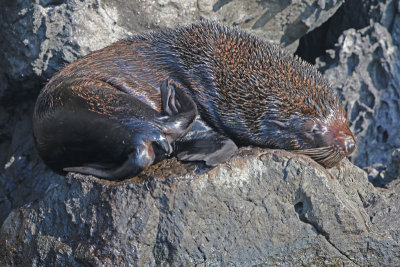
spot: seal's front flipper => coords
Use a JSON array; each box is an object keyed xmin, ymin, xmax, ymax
[
  {"xmin": 158, "ymin": 79, "xmax": 237, "ymax": 166},
  {"xmin": 157, "ymin": 79, "xmax": 197, "ymax": 141},
  {"xmin": 174, "ymin": 119, "xmax": 238, "ymax": 166},
  {"xmin": 63, "ymin": 143, "xmax": 155, "ymax": 180}
]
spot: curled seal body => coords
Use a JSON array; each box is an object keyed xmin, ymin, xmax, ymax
[{"xmin": 33, "ymin": 21, "xmax": 356, "ymax": 180}]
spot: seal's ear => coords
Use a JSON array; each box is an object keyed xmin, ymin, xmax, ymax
[{"xmin": 174, "ymin": 119, "xmax": 238, "ymax": 166}]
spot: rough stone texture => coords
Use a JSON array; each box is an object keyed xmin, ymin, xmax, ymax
[
  {"xmin": 386, "ymin": 148, "xmax": 400, "ymax": 181},
  {"xmin": 296, "ymin": 0, "xmax": 397, "ymax": 64},
  {"xmin": 317, "ymin": 24, "xmax": 400, "ymax": 168},
  {"xmin": 304, "ymin": 0, "xmax": 400, "ymax": 168},
  {"xmin": 366, "ymin": 147, "xmax": 400, "ymax": 187},
  {"xmin": 0, "ymin": 0, "xmax": 130, "ymax": 100},
  {"xmin": 0, "ymin": 0, "xmax": 345, "ymax": 226},
  {"xmin": 1, "ymin": 148, "xmax": 399, "ymax": 266},
  {"xmin": 208, "ymin": 0, "xmax": 344, "ymax": 52},
  {"xmin": 0, "ymin": 100, "xmax": 65, "ymax": 229}
]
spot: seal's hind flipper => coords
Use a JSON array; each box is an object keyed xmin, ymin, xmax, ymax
[
  {"xmin": 64, "ymin": 144, "xmax": 155, "ymax": 180},
  {"xmin": 157, "ymin": 79, "xmax": 197, "ymax": 140},
  {"xmin": 160, "ymin": 79, "xmax": 180, "ymax": 116},
  {"xmin": 176, "ymin": 136, "xmax": 237, "ymax": 166},
  {"xmin": 174, "ymin": 119, "xmax": 238, "ymax": 166}
]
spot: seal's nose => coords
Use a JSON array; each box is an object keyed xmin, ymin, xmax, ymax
[{"xmin": 345, "ymin": 137, "xmax": 356, "ymax": 154}]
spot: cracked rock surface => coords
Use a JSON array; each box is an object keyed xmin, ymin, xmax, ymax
[
  {"xmin": 1, "ymin": 148, "xmax": 399, "ymax": 266},
  {"xmin": 317, "ymin": 19, "xmax": 400, "ymax": 169}
]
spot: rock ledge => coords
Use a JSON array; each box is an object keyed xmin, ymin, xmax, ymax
[{"xmin": 1, "ymin": 148, "xmax": 399, "ymax": 266}]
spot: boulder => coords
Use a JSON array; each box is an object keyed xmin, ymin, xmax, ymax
[
  {"xmin": 1, "ymin": 148, "xmax": 399, "ymax": 266},
  {"xmin": 304, "ymin": 0, "xmax": 400, "ymax": 168}
]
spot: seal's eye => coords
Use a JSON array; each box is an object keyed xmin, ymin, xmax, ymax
[
  {"xmin": 301, "ymin": 122, "xmax": 329, "ymax": 148},
  {"xmin": 299, "ymin": 122, "xmax": 321, "ymax": 145},
  {"xmin": 310, "ymin": 123, "xmax": 327, "ymax": 136},
  {"xmin": 308, "ymin": 124, "xmax": 322, "ymax": 137}
]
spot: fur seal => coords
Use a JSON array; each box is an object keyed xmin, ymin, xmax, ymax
[{"xmin": 33, "ymin": 21, "xmax": 356, "ymax": 180}]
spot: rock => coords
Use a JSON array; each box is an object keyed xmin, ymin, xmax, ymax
[
  {"xmin": 363, "ymin": 148, "xmax": 400, "ymax": 187},
  {"xmin": 317, "ymin": 23, "xmax": 400, "ymax": 168},
  {"xmin": 0, "ymin": 102, "xmax": 64, "ymax": 227},
  {"xmin": 0, "ymin": 0, "xmax": 131, "ymax": 100},
  {"xmin": 1, "ymin": 148, "xmax": 399, "ymax": 266},
  {"xmin": 210, "ymin": 0, "xmax": 344, "ymax": 52},
  {"xmin": 296, "ymin": 0, "xmax": 397, "ymax": 63},
  {"xmin": 363, "ymin": 163, "xmax": 386, "ymax": 187},
  {"xmin": 296, "ymin": 0, "xmax": 400, "ymax": 168},
  {"xmin": 384, "ymin": 148, "xmax": 400, "ymax": 183}
]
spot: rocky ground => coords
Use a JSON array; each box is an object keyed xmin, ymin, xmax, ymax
[
  {"xmin": 1, "ymin": 0, "xmax": 400, "ymax": 266},
  {"xmin": 2, "ymin": 149, "xmax": 400, "ymax": 266}
]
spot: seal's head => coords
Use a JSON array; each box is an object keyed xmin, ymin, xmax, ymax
[
  {"xmin": 256, "ymin": 96, "xmax": 356, "ymax": 168},
  {"xmin": 285, "ymin": 112, "xmax": 357, "ymax": 168},
  {"xmin": 252, "ymin": 56, "xmax": 357, "ymax": 168}
]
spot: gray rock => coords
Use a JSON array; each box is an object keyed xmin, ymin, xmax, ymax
[
  {"xmin": 296, "ymin": 0, "xmax": 398, "ymax": 63},
  {"xmin": 0, "ymin": 103, "xmax": 64, "ymax": 227},
  {"xmin": 316, "ymin": 23, "xmax": 400, "ymax": 168},
  {"xmin": 384, "ymin": 148, "xmax": 400, "ymax": 183},
  {"xmin": 1, "ymin": 148, "xmax": 399, "ymax": 266},
  {"xmin": 209, "ymin": 0, "xmax": 344, "ymax": 52},
  {"xmin": 0, "ymin": 0, "xmax": 131, "ymax": 99},
  {"xmin": 296, "ymin": 0, "xmax": 400, "ymax": 169}
]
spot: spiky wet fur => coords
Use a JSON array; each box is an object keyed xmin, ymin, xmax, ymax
[{"xmin": 127, "ymin": 21, "xmax": 355, "ymax": 167}]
